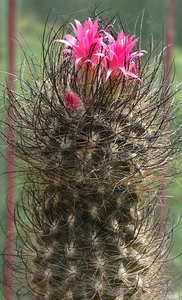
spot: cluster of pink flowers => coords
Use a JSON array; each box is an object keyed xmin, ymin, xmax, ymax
[{"xmin": 54, "ymin": 18, "xmax": 147, "ymax": 81}]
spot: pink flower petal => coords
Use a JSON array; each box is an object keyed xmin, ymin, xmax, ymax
[{"xmin": 105, "ymin": 69, "xmax": 113, "ymax": 81}]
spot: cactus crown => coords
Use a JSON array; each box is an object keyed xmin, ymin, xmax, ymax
[{"xmin": 2, "ymin": 12, "xmax": 179, "ymax": 300}]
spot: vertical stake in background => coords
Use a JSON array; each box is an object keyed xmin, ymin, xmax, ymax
[{"xmin": 5, "ymin": 0, "xmax": 16, "ymax": 299}]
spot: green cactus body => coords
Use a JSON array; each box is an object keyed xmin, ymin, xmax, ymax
[{"xmin": 4, "ymin": 15, "xmax": 177, "ymax": 300}]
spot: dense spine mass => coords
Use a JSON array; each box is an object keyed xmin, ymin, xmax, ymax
[{"xmin": 3, "ymin": 14, "xmax": 178, "ymax": 300}]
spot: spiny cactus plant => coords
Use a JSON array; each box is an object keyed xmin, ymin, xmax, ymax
[{"xmin": 2, "ymin": 12, "xmax": 179, "ymax": 300}]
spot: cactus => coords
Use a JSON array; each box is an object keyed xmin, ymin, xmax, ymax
[{"xmin": 3, "ymin": 13, "xmax": 178, "ymax": 300}]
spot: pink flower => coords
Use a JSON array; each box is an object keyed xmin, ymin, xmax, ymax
[
  {"xmin": 64, "ymin": 92, "xmax": 83, "ymax": 111},
  {"xmin": 54, "ymin": 19, "xmax": 147, "ymax": 83},
  {"xmin": 54, "ymin": 18, "xmax": 103, "ymax": 67},
  {"xmin": 102, "ymin": 31, "xmax": 147, "ymax": 81}
]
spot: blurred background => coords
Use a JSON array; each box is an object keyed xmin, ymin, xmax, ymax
[{"xmin": 0, "ymin": 0, "xmax": 182, "ymax": 298}]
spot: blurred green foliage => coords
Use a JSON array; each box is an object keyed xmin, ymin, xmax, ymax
[{"xmin": 0, "ymin": 0, "xmax": 182, "ymax": 296}]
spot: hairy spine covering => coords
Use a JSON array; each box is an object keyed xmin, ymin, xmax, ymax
[{"xmin": 3, "ymin": 15, "xmax": 177, "ymax": 300}]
